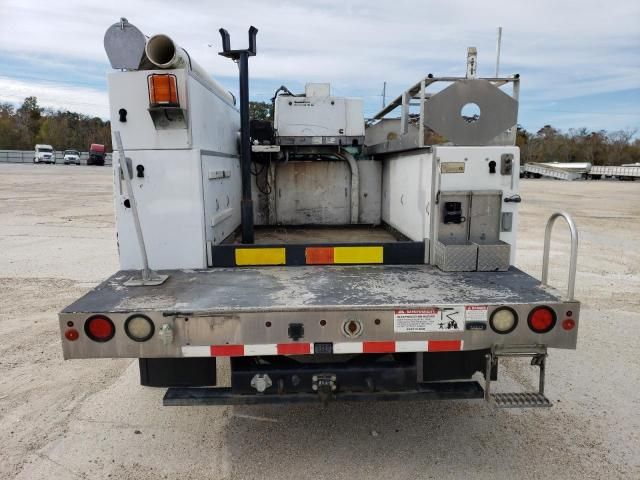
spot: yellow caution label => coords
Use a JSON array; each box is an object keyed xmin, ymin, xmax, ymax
[
  {"xmin": 235, "ymin": 248, "xmax": 286, "ymax": 266},
  {"xmin": 333, "ymin": 246, "xmax": 383, "ymax": 264}
]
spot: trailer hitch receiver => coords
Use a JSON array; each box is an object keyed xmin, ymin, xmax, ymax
[{"xmin": 312, "ymin": 374, "xmax": 337, "ymax": 406}]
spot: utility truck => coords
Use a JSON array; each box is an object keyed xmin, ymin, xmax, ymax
[{"xmin": 59, "ymin": 19, "xmax": 580, "ymax": 408}]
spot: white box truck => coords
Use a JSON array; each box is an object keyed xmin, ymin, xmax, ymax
[{"xmin": 33, "ymin": 144, "xmax": 55, "ymax": 164}]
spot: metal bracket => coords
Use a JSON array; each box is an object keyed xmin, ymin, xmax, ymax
[
  {"xmin": 218, "ymin": 26, "xmax": 259, "ymax": 244},
  {"xmin": 218, "ymin": 26, "xmax": 258, "ymax": 59},
  {"xmin": 541, "ymin": 211, "xmax": 579, "ymax": 300}
]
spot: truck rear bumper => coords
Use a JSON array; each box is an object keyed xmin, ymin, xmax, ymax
[
  {"xmin": 163, "ymin": 381, "xmax": 485, "ymax": 405},
  {"xmin": 59, "ymin": 265, "xmax": 579, "ymax": 359}
]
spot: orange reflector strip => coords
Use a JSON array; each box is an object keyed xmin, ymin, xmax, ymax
[
  {"xmin": 148, "ymin": 74, "xmax": 179, "ymax": 106},
  {"xmin": 305, "ymin": 247, "xmax": 335, "ymax": 264}
]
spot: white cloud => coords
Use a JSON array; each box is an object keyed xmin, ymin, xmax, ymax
[
  {"xmin": 0, "ymin": 0, "xmax": 638, "ymax": 127},
  {"xmin": 0, "ymin": 76, "xmax": 109, "ymax": 117}
]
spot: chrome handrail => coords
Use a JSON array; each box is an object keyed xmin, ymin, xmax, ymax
[{"xmin": 541, "ymin": 211, "xmax": 579, "ymax": 301}]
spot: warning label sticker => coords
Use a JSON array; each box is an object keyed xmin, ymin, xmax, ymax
[
  {"xmin": 394, "ymin": 307, "xmax": 465, "ymax": 333},
  {"xmin": 465, "ymin": 305, "xmax": 488, "ymax": 323},
  {"xmin": 394, "ymin": 308, "xmax": 440, "ymax": 332}
]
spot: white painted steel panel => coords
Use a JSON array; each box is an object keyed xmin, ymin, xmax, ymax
[
  {"xmin": 435, "ymin": 146, "xmax": 520, "ymax": 263},
  {"xmin": 110, "ymin": 69, "xmax": 240, "ymax": 270},
  {"xmin": 274, "ymin": 96, "xmax": 364, "ymax": 138},
  {"xmin": 114, "ymin": 149, "xmax": 207, "ymax": 269},
  {"xmin": 108, "ymin": 69, "xmax": 190, "ymax": 151},
  {"xmin": 202, "ymin": 152, "xmax": 242, "ymax": 245},
  {"xmin": 381, "ymin": 151, "xmax": 433, "ymax": 241},
  {"xmin": 345, "ymin": 98, "xmax": 365, "ymax": 137}
]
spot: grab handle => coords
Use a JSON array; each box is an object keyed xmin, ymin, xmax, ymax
[{"xmin": 541, "ymin": 211, "xmax": 579, "ymax": 301}]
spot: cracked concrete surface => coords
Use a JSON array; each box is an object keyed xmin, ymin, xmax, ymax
[{"xmin": 0, "ymin": 163, "xmax": 638, "ymax": 479}]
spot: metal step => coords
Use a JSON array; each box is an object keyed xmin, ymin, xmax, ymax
[{"xmin": 491, "ymin": 392, "xmax": 551, "ymax": 408}]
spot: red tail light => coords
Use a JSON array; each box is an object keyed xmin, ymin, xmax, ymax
[
  {"xmin": 528, "ymin": 306, "xmax": 556, "ymax": 333},
  {"xmin": 85, "ymin": 315, "xmax": 115, "ymax": 342},
  {"xmin": 64, "ymin": 329, "xmax": 79, "ymax": 341},
  {"xmin": 562, "ymin": 319, "xmax": 576, "ymax": 331}
]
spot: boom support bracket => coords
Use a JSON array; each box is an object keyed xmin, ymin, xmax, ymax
[{"xmin": 219, "ymin": 26, "xmax": 259, "ymax": 244}]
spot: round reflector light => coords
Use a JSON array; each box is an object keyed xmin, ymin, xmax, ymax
[
  {"xmin": 84, "ymin": 315, "xmax": 115, "ymax": 342},
  {"xmin": 528, "ymin": 306, "xmax": 556, "ymax": 333},
  {"xmin": 124, "ymin": 315, "xmax": 155, "ymax": 342},
  {"xmin": 65, "ymin": 329, "xmax": 79, "ymax": 341},
  {"xmin": 562, "ymin": 318, "xmax": 576, "ymax": 331},
  {"xmin": 489, "ymin": 307, "xmax": 518, "ymax": 334}
]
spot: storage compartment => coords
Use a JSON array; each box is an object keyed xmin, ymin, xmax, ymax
[
  {"xmin": 475, "ymin": 240, "xmax": 511, "ymax": 271},
  {"xmin": 434, "ymin": 239, "xmax": 478, "ymax": 272}
]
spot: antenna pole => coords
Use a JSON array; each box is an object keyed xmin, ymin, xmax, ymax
[{"xmin": 495, "ymin": 27, "xmax": 503, "ymax": 77}]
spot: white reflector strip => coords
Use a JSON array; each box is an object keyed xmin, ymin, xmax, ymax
[
  {"xmin": 244, "ymin": 344, "xmax": 278, "ymax": 356},
  {"xmin": 333, "ymin": 342, "xmax": 364, "ymax": 354},
  {"xmin": 395, "ymin": 341, "xmax": 429, "ymax": 352},
  {"xmin": 181, "ymin": 346, "xmax": 211, "ymax": 357}
]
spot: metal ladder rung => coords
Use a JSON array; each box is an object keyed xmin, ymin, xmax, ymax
[
  {"xmin": 484, "ymin": 349, "xmax": 552, "ymax": 409},
  {"xmin": 491, "ymin": 392, "xmax": 551, "ymax": 408}
]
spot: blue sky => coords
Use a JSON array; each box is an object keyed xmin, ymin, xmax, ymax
[{"xmin": 1, "ymin": 0, "xmax": 638, "ymax": 135}]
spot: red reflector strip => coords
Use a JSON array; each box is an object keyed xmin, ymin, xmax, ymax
[
  {"xmin": 210, "ymin": 345, "xmax": 244, "ymax": 357},
  {"xmin": 184, "ymin": 340, "xmax": 462, "ymax": 357},
  {"xmin": 305, "ymin": 247, "xmax": 334, "ymax": 264},
  {"xmin": 277, "ymin": 343, "xmax": 312, "ymax": 355},
  {"xmin": 363, "ymin": 341, "xmax": 396, "ymax": 353},
  {"xmin": 428, "ymin": 340, "xmax": 463, "ymax": 352}
]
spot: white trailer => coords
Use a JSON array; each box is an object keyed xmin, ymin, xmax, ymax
[
  {"xmin": 59, "ymin": 20, "xmax": 580, "ymax": 408},
  {"xmin": 588, "ymin": 165, "xmax": 640, "ymax": 180}
]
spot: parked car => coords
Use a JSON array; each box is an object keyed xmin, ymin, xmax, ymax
[
  {"xmin": 33, "ymin": 144, "xmax": 55, "ymax": 164},
  {"xmin": 63, "ymin": 150, "xmax": 81, "ymax": 165},
  {"xmin": 87, "ymin": 144, "xmax": 105, "ymax": 166}
]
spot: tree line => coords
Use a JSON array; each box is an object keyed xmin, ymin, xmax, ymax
[
  {"xmin": 0, "ymin": 97, "xmax": 112, "ymax": 152},
  {"xmin": 517, "ymin": 125, "xmax": 638, "ymax": 166},
  {"xmin": 1, "ymin": 97, "xmax": 638, "ymax": 165}
]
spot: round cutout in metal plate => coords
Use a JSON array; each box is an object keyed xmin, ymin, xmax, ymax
[{"xmin": 342, "ymin": 319, "xmax": 363, "ymax": 338}]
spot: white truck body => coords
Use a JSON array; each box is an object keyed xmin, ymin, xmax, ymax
[
  {"xmin": 108, "ymin": 69, "xmax": 240, "ymax": 269},
  {"xmin": 59, "ymin": 22, "xmax": 579, "ymax": 408}
]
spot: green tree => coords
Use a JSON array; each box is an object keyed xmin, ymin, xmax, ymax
[
  {"xmin": 249, "ymin": 101, "xmax": 271, "ymax": 121},
  {"xmin": 0, "ymin": 103, "xmax": 21, "ymax": 149}
]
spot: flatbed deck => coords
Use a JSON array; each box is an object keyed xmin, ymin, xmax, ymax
[{"xmin": 63, "ymin": 265, "xmax": 563, "ymax": 315}]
